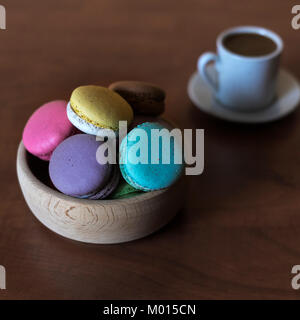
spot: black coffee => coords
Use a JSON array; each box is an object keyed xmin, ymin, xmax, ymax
[{"xmin": 223, "ymin": 33, "xmax": 277, "ymax": 57}]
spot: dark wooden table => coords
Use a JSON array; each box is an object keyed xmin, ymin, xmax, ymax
[{"xmin": 1, "ymin": 0, "xmax": 300, "ymax": 299}]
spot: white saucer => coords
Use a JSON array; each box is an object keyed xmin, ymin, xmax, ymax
[{"xmin": 187, "ymin": 68, "xmax": 300, "ymax": 124}]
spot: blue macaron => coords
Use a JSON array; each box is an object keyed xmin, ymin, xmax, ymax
[{"xmin": 119, "ymin": 122, "xmax": 184, "ymax": 191}]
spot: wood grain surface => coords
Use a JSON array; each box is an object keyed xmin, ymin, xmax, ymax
[{"xmin": 1, "ymin": 0, "xmax": 300, "ymax": 299}]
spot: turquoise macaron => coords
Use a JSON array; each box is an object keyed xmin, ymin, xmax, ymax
[{"xmin": 119, "ymin": 122, "xmax": 184, "ymax": 191}]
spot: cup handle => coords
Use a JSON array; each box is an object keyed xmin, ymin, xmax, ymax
[{"xmin": 197, "ymin": 52, "xmax": 218, "ymax": 94}]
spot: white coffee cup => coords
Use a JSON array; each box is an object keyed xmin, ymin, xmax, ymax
[{"xmin": 197, "ymin": 26, "xmax": 283, "ymax": 111}]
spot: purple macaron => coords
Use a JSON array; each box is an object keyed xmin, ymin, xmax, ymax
[{"xmin": 49, "ymin": 134, "xmax": 119, "ymax": 199}]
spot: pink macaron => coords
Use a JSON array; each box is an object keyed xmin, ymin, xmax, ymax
[{"xmin": 22, "ymin": 100, "xmax": 76, "ymax": 161}]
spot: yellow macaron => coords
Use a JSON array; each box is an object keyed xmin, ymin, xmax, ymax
[{"xmin": 67, "ymin": 85, "xmax": 134, "ymax": 135}]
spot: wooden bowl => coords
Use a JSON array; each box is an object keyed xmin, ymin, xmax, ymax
[{"xmin": 16, "ymin": 142, "xmax": 185, "ymax": 244}]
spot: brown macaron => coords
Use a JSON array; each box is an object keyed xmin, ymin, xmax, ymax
[{"xmin": 108, "ymin": 81, "xmax": 166, "ymax": 116}]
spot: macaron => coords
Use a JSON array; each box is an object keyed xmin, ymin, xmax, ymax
[
  {"xmin": 119, "ymin": 122, "xmax": 184, "ymax": 191},
  {"xmin": 110, "ymin": 178, "xmax": 142, "ymax": 199},
  {"xmin": 67, "ymin": 85, "xmax": 134, "ymax": 137},
  {"xmin": 49, "ymin": 134, "xmax": 119, "ymax": 199},
  {"xmin": 108, "ymin": 81, "xmax": 165, "ymax": 116},
  {"xmin": 22, "ymin": 100, "xmax": 75, "ymax": 161},
  {"xmin": 130, "ymin": 115, "xmax": 175, "ymax": 130}
]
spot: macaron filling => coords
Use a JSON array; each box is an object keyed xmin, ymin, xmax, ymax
[
  {"xmin": 37, "ymin": 151, "xmax": 53, "ymax": 161},
  {"xmin": 88, "ymin": 166, "xmax": 120, "ymax": 200},
  {"xmin": 77, "ymin": 166, "xmax": 119, "ymax": 200},
  {"xmin": 67, "ymin": 102, "xmax": 118, "ymax": 138}
]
